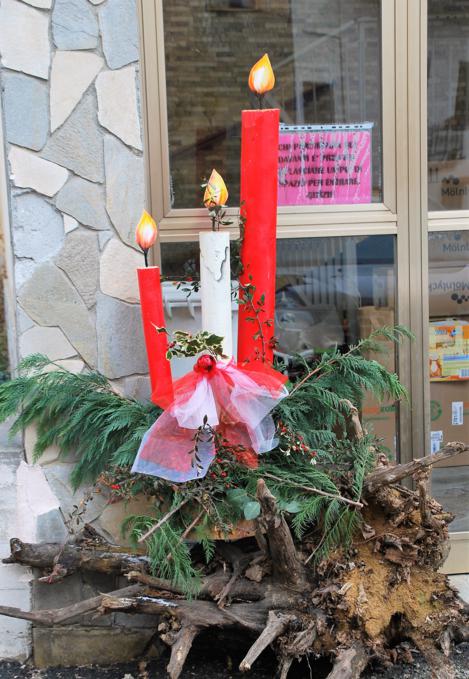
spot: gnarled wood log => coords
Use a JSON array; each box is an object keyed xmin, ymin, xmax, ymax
[
  {"xmin": 327, "ymin": 644, "xmax": 368, "ymax": 679},
  {"xmin": 1, "ymin": 457, "xmax": 468, "ymax": 679},
  {"xmin": 364, "ymin": 442, "xmax": 468, "ymax": 493},
  {"xmin": 2, "ymin": 538, "xmax": 148, "ymax": 576},
  {"xmin": 239, "ymin": 610, "xmax": 295, "ymax": 672}
]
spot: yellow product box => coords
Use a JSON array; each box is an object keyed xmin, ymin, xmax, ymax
[{"xmin": 429, "ymin": 320, "xmax": 469, "ymax": 381}]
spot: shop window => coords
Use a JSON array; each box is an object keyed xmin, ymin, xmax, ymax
[
  {"xmin": 162, "ymin": 0, "xmax": 382, "ymax": 209},
  {"xmin": 428, "ymin": 0, "xmax": 469, "ymax": 210},
  {"xmin": 161, "ymin": 235, "xmax": 398, "ymax": 455},
  {"xmin": 428, "ymin": 231, "xmax": 469, "ymax": 531},
  {"xmin": 276, "ymin": 234, "xmax": 396, "ymax": 455}
]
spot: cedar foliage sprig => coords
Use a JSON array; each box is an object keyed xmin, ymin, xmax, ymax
[
  {"xmin": 0, "ymin": 354, "xmax": 160, "ymax": 488},
  {"xmin": 0, "ymin": 325, "xmax": 411, "ymax": 594}
]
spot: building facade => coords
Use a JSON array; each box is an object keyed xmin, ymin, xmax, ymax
[{"xmin": 0, "ymin": 0, "xmax": 467, "ymax": 662}]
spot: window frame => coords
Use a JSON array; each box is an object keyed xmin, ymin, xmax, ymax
[
  {"xmin": 139, "ymin": 0, "xmax": 397, "ymax": 242},
  {"xmin": 139, "ymin": 0, "xmax": 469, "ymax": 570},
  {"xmin": 137, "ymin": 0, "xmax": 459, "ymax": 469}
]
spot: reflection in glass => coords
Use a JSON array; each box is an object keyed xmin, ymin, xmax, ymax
[
  {"xmin": 428, "ymin": 231, "xmax": 469, "ymax": 531},
  {"xmin": 275, "ymin": 235, "xmax": 397, "ymax": 455},
  {"xmin": 163, "ymin": 0, "xmax": 382, "ymax": 208},
  {"xmin": 428, "ymin": 1, "xmax": 469, "ymax": 210},
  {"xmin": 161, "ymin": 235, "xmax": 398, "ymax": 454}
]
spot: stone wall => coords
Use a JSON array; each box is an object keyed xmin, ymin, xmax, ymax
[
  {"xmin": 0, "ymin": 0, "xmax": 159, "ymax": 663},
  {"xmin": 0, "ymin": 0, "xmax": 148, "ymax": 393}
]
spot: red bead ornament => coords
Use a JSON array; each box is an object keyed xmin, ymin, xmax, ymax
[{"xmin": 194, "ymin": 354, "xmax": 217, "ymax": 375}]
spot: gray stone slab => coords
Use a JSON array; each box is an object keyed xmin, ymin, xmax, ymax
[
  {"xmin": 2, "ymin": 72, "xmax": 49, "ymax": 151},
  {"xmin": 0, "ymin": 588, "xmax": 31, "ymax": 662},
  {"xmin": 41, "ymin": 93, "xmax": 104, "ymax": 183},
  {"xmin": 0, "ymin": 0, "xmax": 50, "ymax": 79},
  {"xmin": 99, "ymin": 0, "xmax": 139, "ymax": 69},
  {"xmin": 115, "ymin": 374, "xmax": 151, "ymax": 402},
  {"xmin": 96, "ymin": 292, "xmax": 147, "ymax": 378},
  {"xmin": 55, "ymin": 230, "xmax": 99, "ymax": 309},
  {"xmin": 43, "ymin": 462, "xmax": 107, "ymax": 524},
  {"xmin": 104, "ymin": 135, "xmax": 144, "ymax": 248},
  {"xmin": 32, "ymin": 574, "xmax": 114, "ymax": 630},
  {"xmin": 36, "ymin": 507, "xmax": 69, "ymax": 543},
  {"xmin": 0, "ymin": 417, "xmax": 23, "ymax": 450},
  {"xmin": 12, "ymin": 193, "xmax": 63, "ymax": 262},
  {"xmin": 56, "ymin": 177, "xmax": 111, "ymax": 231},
  {"xmin": 17, "ymin": 307, "xmax": 35, "ymax": 334},
  {"xmin": 449, "ymin": 574, "xmax": 469, "ymax": 604},
  {"xmin": 33, "ymin": 626, "xmax": 154, "ymax": 668},
  {"xmin": 432, "ymin": 466, "xmax": 469, "ymax": 532},
  {"xmin": 18, "ymin": 263, "xmax": 97, "ymax": 366},
  {"xmin": 52, "ymin": 0, "xmax": 99, "ymax": 50},
  {"xmin": 14, "ymin": 259, "xmax": 37, "ymax": 289}
]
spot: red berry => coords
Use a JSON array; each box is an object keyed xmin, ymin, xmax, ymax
[{"xmin": 194, "ymin": 354, "xmax": 216, "ymax": 374}]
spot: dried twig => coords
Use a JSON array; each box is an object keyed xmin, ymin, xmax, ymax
[
  {"xmin": 138, "ymin": 498, "xmax": 190, "ymax": 544},
  {"xmin": 261, "ymin": 472, "xmax": 363, "ymax": 509}
]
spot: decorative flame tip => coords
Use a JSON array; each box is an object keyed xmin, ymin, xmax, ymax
[
  {"xmin": 248, "ymin": 53, "xmax": 275, "ymax": 95},
  {"xmin": 203, "ymin": 169, "xmax": 229, "ymax": 208},
  {"xmin": 135, "ymin": 210, "xmax": 157, "ymax": 252}
]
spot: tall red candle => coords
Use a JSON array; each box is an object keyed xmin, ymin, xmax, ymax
[
  {"xmin": 137, "ymin": 266, "xmax": 173, "ymax": 407},
  {"xmin": 237, "ymin": 107, "xmax": 279, "ymax": 365}
]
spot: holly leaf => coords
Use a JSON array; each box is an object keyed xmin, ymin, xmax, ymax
[
  {"xmin": 278, "ymin": 499, "xmax": 301, "ymax": 514},
  {"xmin": 243, "ymin": 501, "xmax": 261, "ymax": 520},
  {"xmin": 225, "ymin": 488, "xmax": 249, "ymax": 510}
]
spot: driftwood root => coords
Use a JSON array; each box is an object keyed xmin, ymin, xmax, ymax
[{"xmin": 1, "ymin": 444, "xmax": 468, "ymax": 678}]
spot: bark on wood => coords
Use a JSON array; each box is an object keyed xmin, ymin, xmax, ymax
[
  {"xmin": 167, "ymin": 626, "xmax": 199, "ymax": 679},
  {"xmin": 279, "ymin": 657, "xmax": 293, "ymax": 679},
  {"xmin": 0, "ymin": 584, "xmax": 141, "ymax": 625},
  {"xmin": 364, "ymin": 442, "xmax": 468, "ymax": 493},
  {"xmin": 1, "ymin": 454, "xmax": 468, "ymax": 679},
  {"xmin": 239, "ymin": 610, "xmax": 294, "ymax": 672},
  {"xmin": 410, "ymin": 633, "xmax": 456, "ymax": 679},
  {"xmin": 3, "ymin": 538, "xmax": 147, "ymax": 575},
  {"xmin": 256, "ymin": 479, "xmax": 306, "ymax": 588},
  {"xmin": 327, "ymin": 644, "xmax": 368, "ymax": 679}
]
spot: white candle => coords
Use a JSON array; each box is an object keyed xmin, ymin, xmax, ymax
[{"xmin": 199, "ymin": 230, "xmax": 233, "ymax": 358}]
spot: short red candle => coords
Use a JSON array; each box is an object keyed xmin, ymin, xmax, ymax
[
  {"xmin": 237, "ymin": 108, "xmax": 279, "ymax": 365},
  {"xmin": 137, "ymin": 267, "xmax": 173, "ymax": 406}
]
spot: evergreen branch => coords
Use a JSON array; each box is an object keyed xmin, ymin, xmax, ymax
[
  {"xmin": 261, "ymin": 472, "xmax": 363, "ymax": 508},
  {"xmin": 137, "ymin": 498, "xmax": 190, "ymax": 544}
]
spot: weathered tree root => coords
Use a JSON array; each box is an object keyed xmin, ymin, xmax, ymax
[
  {"xmin": 328, "ymin": 644, "xmax": 368, "ymax": 679},
  {"xmin": 1, "ymin": 443, "xmax": 468, "ymax": 679}
]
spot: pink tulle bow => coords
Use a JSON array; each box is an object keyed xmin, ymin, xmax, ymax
[{"xmin": 131, "ymin": 356, "xmax": 288, "ymax": 483}]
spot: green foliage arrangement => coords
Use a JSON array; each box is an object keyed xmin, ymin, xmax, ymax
[{"xmin": 0, "ymin": 325, "xmax": 411, "ymax": 595}]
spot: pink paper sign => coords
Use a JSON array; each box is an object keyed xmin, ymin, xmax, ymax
[{"xmin": 278, "ymin": 125, "xmax": 372, "ymax": 206}]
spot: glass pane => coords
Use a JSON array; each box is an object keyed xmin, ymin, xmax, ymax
[
  {"xmin": 163, "ymin": 0, "xmax": 382, "ymax": 209},
  {"xmin": 162, "ymin": 235, "xmax": 397, "ymax": 453},
  {"xmin": 428, "ymin": 231, "xmax": 469, "ymax": 531},
  {"xmin": 276, "ymin": 234, "xmax": 397, "ymax": 456},
  {"xmin": 428, "ymin": 1, "xmax": 469, "ymax": 210}
]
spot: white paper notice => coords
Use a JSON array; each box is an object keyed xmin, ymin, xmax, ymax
[
  {"xmin": 452, "ymin": 401, "xmax": 464, "ymax": 426},
  {"xmin": 430, "ymin": 430, "xmax": 443, "ymax": 454}
]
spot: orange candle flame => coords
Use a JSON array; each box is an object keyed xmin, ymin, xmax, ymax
[
  {"xmin": 136, "ymin": 210, "xmax": 157, "ymax": 251},
  {"xmin": 203, "ymin": 169, "xmax": 229, "ymax": 208},
  {"xmin": 248, "ymin": 53, "xmax": 275, "ymax": 95}
]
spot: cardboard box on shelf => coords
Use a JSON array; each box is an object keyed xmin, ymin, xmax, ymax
[
  {"xmin": 430, "ymin": 381, "xmax": 469, "ymax": 467},
  {"xmin": 428, "ymin": 266, "xmax": 469, "ymax": 318},
  {"xmin": 357, "ymin": 306, "xmax": 396, "ymax": 373},
  {"xmin": 429, "ymin": 320, "xmax": 469, "ymax": 381},
  {"xmin": 361, "ymin": 392, "xmax": 397, "ymax": 458}
]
